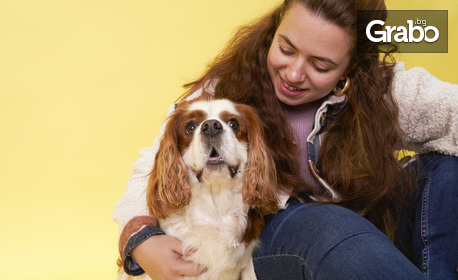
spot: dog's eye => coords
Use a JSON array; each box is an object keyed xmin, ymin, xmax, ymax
[
  {"xmin": 228, "ymin": 119, "xmax": 239, "ymax": 131},
  {"xmin": 185, "ymin": 122, "xmax": 197, "ymax": 135}
]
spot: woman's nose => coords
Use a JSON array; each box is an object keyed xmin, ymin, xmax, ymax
[{"xmin": 286, "ymin": 59, "xmax": 306, "ymax": 83}]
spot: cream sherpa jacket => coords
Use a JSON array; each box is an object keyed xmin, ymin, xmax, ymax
[{"xmin": 112, "ymin": 61, "xmax": 457, "ymax": 236}]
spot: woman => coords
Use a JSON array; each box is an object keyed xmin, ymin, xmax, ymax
[{"xmin": 113, "ymin": 0, "xmax": 457, "ymax": 279}]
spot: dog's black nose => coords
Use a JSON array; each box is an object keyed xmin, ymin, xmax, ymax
[{"xmin": 201, "ymin": 119, "xmax": 223, "ymax": 137}]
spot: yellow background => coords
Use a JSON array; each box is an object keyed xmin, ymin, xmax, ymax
[{"xmin": 0, "ymin": 0, "xmax": 456, "ymax": 279}]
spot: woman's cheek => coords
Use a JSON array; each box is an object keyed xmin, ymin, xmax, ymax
[{"xmin": 308, "ymin": 73, "xmax": 330, "ymax": 91}]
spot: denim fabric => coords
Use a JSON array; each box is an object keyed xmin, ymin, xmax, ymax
[
  {"xmin": 123, "ymin": 225, "xmax": 165, "ymax": 276},
  {"xmin": 403, "ymin": 153, "xmax": 458, "ymax": 280},
  {"xmin": 252, "ymin": 203, "xmax": 425, "ymax": 279},
  {"xmin": 306, "ymin": 93, "xmax": 347, "ymax": 166}
]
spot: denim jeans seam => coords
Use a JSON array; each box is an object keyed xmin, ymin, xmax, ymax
[
  {"xmin": 420, "ymin": 174, "xmax": 432, "ymax": 278},
  {"xmin": 252, "ymin": 254, "xmax": 313, "ymax": 279}
]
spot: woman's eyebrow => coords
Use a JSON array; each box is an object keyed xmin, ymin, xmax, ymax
[
  {"xmin": 279, "ymin": 34, "xmax": 338, "ymax": 66},
  {"xmin": 279, "ymin": 34, "xmax": 298, "ymax": 50},
  {"xmin": 311, "ymin": 55, "xmax": 338, "ymax": 66}
]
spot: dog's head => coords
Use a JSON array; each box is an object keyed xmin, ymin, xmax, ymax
[{"xmin": 147, "ymin": 98, "xmax": 278, "ymax": 222}]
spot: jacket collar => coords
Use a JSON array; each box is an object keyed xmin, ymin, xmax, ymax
[{"xmin": 307, "ymin": 93, "xmax": 348, "ymax": 144}]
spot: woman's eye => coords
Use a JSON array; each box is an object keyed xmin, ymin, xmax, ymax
[
  {"xmin": 228, "ymin": 119, "xmax": 239, "ymax": 131},
  {"xmin": 312, "ymin": 63, "xmax": 329, "ymax": 73},
  {"xmin": 185, "ymin": 122, "xmax": 197, "ymax": 135},
  {"xmin": 279, "ymin": 45, "xmax": 294, "ymax": 56}
]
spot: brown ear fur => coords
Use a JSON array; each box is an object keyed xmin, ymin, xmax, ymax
[
  {"xmin": 242, "ymin": 208, "xmax": 266, "ymax": 243},
  {"xmin": 238, "ymin": 104, "xmax": 279, "ymax": 216},
  {"xmin": 147, "ymin": 109, "xmax": 191, "ymax": 219}
]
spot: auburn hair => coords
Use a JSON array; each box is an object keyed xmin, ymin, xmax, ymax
[{"xmin": 179, "ymin": 0, "xmax": 413, "ymax": 241}]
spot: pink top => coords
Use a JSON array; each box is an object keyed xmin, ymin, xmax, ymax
[{"xmin": 281, "ymin": 100, "xmax": 322, "ymax": 190}]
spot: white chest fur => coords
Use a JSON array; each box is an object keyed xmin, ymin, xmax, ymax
[{"xmin": 159, "ymin": 177, "xmax": 257, "ymax": 280}]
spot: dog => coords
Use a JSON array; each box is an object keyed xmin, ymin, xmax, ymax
[{"xmin": 118, "ymin": 98, "xmax": 279, "ymax": 280}]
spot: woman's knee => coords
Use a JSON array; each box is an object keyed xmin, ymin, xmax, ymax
[
  {"xmin": 270, "ymin": 203, "xmax": 381, "ymax": 235},
  {"xmin": 257, "ymin": 203, "xmax": 387, "ymax": 255}
]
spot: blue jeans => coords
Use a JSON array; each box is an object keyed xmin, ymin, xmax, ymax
[
  {"xmin": 252, "ymin": 154, "xmax": 457, "ymax": 279},
  {"xmin": 397, "ymin": 153, "xmax": 458, "ymax": 279},
  {"xmin": 252, "ymin": 203, "xmax": 425, "ymax": 279}
]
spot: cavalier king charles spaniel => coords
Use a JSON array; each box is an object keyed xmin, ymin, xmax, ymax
[{"xmin": 138, "ymin": 98, "xmax": 279, "ymax": 280}]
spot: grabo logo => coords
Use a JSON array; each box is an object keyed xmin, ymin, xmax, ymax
[
  {"xmin": 366, "ymin": 18, "xmax": 439, "ymax": 43},
  {"xmin": 358, "ymin": 10, "xmax": 448, "ymax": 53}
]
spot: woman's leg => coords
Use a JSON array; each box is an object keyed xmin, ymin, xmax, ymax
[
  {"xmin": 252, "ymin": 203, "xmax": 425, "ymax": 280},
  {"xmin": 409, "ymin": 153, "xmax": 458, "ymax": 279}
]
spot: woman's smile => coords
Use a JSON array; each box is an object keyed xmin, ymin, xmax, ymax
[{"xmin": 279, "ymin": 76, "xmax": 307, "ymax": 98}]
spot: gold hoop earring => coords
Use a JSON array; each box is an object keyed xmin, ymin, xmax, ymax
[{"xmin": 333, "ymin": 76, "xmax": 351, "ymax": 96}]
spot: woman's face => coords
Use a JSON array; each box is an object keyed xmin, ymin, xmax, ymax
[{"xmin": 267, "ymin": 1, "xmax": 353, "ymax": 107}]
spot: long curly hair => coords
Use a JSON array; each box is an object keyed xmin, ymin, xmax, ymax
[{"xmin": 180, "ymin": 0, "xmax": 413, "ymax": 241}]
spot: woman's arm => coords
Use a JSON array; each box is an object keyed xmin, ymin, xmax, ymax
[
  {"xmin": 391, "ymin": 61, "xmax": 458, "ymax": 156},
  {"xmin": 112, "ymin": 103, "xmax": 176, "ymax": 275},
  {"xmin": 113, "ymin": 104, "xmax": 204, "ymax": 278},
  {"xmin": 113, "ymin": 88, "xmax": 207, "ymax": 277}
]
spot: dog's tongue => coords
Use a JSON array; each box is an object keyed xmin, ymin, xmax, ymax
[
  {"xmin": 208, "ymin": 148, "xmax": 222, "ymax": 162},
  {"xmin": 209, "ymin": 155, "xmax": 222, "ymax": 161}
]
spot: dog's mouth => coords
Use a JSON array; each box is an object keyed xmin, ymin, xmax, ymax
[
  {"xmin": 193, "ymin": 147, "xmax": 240, "ymax": 182},
  {"xmin": 207, "ymin": 147, "xmax": 224, "ymax": 165}
]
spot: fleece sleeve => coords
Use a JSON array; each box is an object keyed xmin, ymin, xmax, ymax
[{"xmin": 391, "ymin": 61, "xmax": 458, "ymax": 156}]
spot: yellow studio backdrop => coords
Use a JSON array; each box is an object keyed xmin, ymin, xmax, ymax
[{"xmin": 0, "ymin": 0, "xmax": 456, "ymax": 279}]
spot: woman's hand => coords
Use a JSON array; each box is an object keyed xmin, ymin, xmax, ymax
[{"xmin": 131, "ymin": 234, "xmax": 206, "ymax": 280}]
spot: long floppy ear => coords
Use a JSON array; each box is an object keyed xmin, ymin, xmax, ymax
[
  {"xmin": 147, "ymin": 111, "xmax": 191, "ymax": 219},
  {"xmin": 238, "ymin": 104, "xmax": 279, "ymax": 216}
]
